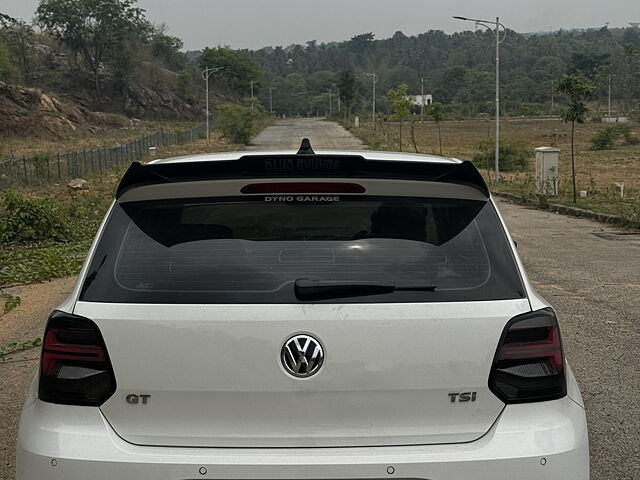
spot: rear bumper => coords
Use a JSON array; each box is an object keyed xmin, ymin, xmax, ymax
[{"xmin": 17, "ymin": 396, "xmax": 588, "ymax": 480}]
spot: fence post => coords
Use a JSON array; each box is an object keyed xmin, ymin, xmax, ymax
[{"xmin": 22, "ymin": 156, "xmax": 28, "ymax": 186}]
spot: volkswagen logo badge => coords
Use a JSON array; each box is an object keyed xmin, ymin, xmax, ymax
[{"xmin": 281, "ymin": 334, "xmax": 324, "ymax": 378}]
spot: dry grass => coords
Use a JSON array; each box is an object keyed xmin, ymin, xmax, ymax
[
  {"xmin": 353, "ymin": 118, "xmax": 640, "ymax": 224},
  {"xmin": 0, "ymin": 120, "xmax": 200, "ymax": 162}
]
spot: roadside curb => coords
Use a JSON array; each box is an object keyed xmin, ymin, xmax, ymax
[{"xmin": 494, "ymin": 192, "xmax": 640, "ymax": 230}]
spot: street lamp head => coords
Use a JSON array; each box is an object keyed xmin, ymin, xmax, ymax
[{"xmin": 453, "ymin": 16, "xmax": 468, "ymax": 20}]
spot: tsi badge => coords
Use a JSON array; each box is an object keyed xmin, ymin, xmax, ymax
[
  {"xmin": 448, "ymin": 392, "xmax": 477, "ymax": 403},
  {"xmin": 126, "ymin": 394, "xmax": 150, "ymax": 405}
]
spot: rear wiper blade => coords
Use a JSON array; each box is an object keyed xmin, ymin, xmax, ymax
[{"xmin": 294, "ymin": 278, "xmax": 436, "ymax": 301}]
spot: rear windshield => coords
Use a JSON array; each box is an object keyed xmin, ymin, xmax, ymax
[{"xmin": 80, "ymin": 195, "xmax": 525, "ymax": 303}]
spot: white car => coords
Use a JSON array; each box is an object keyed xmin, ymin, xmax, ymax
[{"xmin": 17, "ymin": 141, "xmax": 589, "ymax": 479}]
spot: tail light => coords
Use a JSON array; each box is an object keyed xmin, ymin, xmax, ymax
[
  {"xmin": 39, "ymin": 311, "xmax": 116, "ymax": 406},
  {"xmin": 489, "ymin": 308, "xmax": 566, "ymax": 404}
]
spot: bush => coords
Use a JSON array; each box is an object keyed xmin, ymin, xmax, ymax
[
  {"xmin": 473, "ymin": 139, "xmax": 531, "ymax": 172},
  {"xmin": 0, "ymin": 190, "xmax": 70, "ymax": 244},
  {"xmin": 591, "ymin": 124, "xmax": 639, "ymax": 150},
  {"xmin": 619, "ymin": 124, "xmax": 640, "ymax": 145},
  {"xmin": 31, "ymin": 153, "xmax": 51, "ymax": 179},
  {"xmin": 217, "ymin": 103, "xmax": 254, "ymax": 144},
  {"xmin": 591, "ymin": 127, "xmax": 616, "ymax": 150}
]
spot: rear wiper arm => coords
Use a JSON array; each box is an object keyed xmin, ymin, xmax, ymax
[{"xmin": 294, "ymin": 278, "xmax": 436, "ymax": 301}]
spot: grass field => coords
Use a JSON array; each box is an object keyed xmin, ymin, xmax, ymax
[
  {"xmin": 352, "ymin": 117, "xmax": 640, "ymax": 224},
  {"xmin": 0, "ymin": 120, "xmax": 201, "ymax": 162}
]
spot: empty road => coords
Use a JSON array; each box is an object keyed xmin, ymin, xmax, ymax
[
  {"xmin": 247, "ymin": 118, "xmax": 364, "ymax": 150},
  {"xmin": 0, "ymin": 119, "xmax": 638, "ymax": 479}
]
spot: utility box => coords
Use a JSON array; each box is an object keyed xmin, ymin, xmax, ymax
[{"xmin": 535, "ymin": 147, "xmax": 559, "ymax": 196}]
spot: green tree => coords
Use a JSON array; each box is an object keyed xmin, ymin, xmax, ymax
[
  {"xmin": 199, "ymin": 46, "xmax": 262, "ymax": 94},
  {"xmin": 176, "ymin": 69, "xmax": 191, "ymax": 97},
  {"xmin": 0, "ymin": 42, "xmax": 16, "ymax": 81},
  {"xmin": 387, "ymin": 83, "xmax": 412, "ymax": 151},
  {"xmin": 36, "ymin": 0, "xmax": 149, "ymax": 93},
  {"xmin": 217, "ymin": 103, "xmax": 254, "ymax": 144},
  {"xmin": 428, "ymin": 102, "xmax": 445, "ymax": 156},
  {"xmin": 283, "ymin": 73, "xmax": 309, "ymax": 114},
  {"xmin": 0, "ymin": 14, "xmax": 36, "ymax": 83},
  {"xmin": 336, "ymin": 70, "xmax": 358, "ymax": 119},
  {"xmin": 557, "ymin": 74, "xmax": 595, "ymax": 203},
  {"xmin": 112, "ymin": 49, "xmax": 134, "ymax": 93},
  {"xmin": 150, "ymin": 24, "xmax": 185, "ymax": 71}
]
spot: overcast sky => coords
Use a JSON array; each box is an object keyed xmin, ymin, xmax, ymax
[{"xmin": 3, "ymin": 0, "xmax": 640, "ymax": 50}]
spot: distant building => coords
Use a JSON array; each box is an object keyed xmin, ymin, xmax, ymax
[
  {"xmin": 630, "ymin": 22, "xmax": 640, "ymax": 28},
  {"xmin": 411, "ymin": 94, "xmax": 433, "ymax": 107}
]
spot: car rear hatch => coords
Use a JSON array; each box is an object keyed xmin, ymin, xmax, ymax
[{"xmin": 75, "ymin": 153, "xmax": 530, "ymax": 448}]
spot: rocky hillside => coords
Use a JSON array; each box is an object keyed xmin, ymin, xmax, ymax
[
  {"xmin": 119, "ymin": 62, "xmax": 203, "ymax": 120},
  {"xmin": 1, "ymin": 11, "xmax": 207, "ymax": 138},
  {"xmin": 0, "ymin": 82, "xmax": 131, "ymax": 137},
  {"xmin": 0, "ymin": 81, "xmax": 133, "ymax": 138}
]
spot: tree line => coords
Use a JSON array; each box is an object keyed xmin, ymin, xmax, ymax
[{"xmin": 247, "ymin": 28, "xmax": 640, "ymax": 118}]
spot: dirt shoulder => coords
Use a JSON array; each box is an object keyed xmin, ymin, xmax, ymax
[{"xmin": 0, "ymin": 276, "xmax": 75, "ymax": 480}]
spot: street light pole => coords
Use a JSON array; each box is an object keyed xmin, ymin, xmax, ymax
[
  {"xmin": 202, "ymin": 66, "xmax": 224, "ymax": 147},
  {"xmin": 495, "ymin": 17, "xmax": 500, "ymax": 181},
  {"xmin": 362, "ymin": 72, "xmax": 378, "ymax": 126},
  {"xmin": 454, "ymin": 15, "xmax": 507, "ymax": 181},
  {"xmin": 328, "ymin": 87, "xmax": 333, "ymax": 115},
  {"xmin": 249, "ymin": 80, "xmax": 257, "ymax": 114},
  {"xmin": 421, "ymin": 77, "xmax": 425, "ymax": 118},
  {"xmin": 269, "ymin": 87, "xmax": 275, "ymax": 114}
]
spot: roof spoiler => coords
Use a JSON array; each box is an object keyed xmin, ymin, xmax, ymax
[{"xmin": 115, "ymin": 154, "xmax": 490, "ymax": 199}]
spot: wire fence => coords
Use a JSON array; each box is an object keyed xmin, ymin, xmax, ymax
[{"xmin": 0, "ymin": 123, "xmax": 208, "ymax": 191}]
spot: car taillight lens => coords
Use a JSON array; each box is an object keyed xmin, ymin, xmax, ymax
[
  {"xmin": 39, "ymin": 311, "xmax": 116, "ymax": 406},
  {"xmin": 489, "ymin": 308, "xmax": 566, "ymax": 404}
]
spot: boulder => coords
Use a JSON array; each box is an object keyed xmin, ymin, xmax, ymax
[{"xmin": 67, "ymin": 178, "xmax": 88, "ymax": 190}]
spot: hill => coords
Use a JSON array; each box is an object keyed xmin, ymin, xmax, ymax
[{"xmin": 0, "ymin": 80, "xmax": 131, "ymax": 138}]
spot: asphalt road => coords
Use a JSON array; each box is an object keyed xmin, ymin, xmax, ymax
[
  {"xmin": 497, "ymin": 200, "xmax": 639, "ymax": 480},
  {"xmin": 0, "ymin": 119, "xmax": 638, "ymax": 479},
  {"xmin": 247, "ymin": 117, "xmax": 365, "ymax": 150}
]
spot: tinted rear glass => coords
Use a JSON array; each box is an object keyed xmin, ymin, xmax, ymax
[{"xmin": 80, "ymin": 195, "xmax": 525, "ymax": 303}]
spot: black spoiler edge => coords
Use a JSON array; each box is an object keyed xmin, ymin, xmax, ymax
[{"xmin": 115, "ymin": 154, "xmax": 490, "ymax": 199}]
